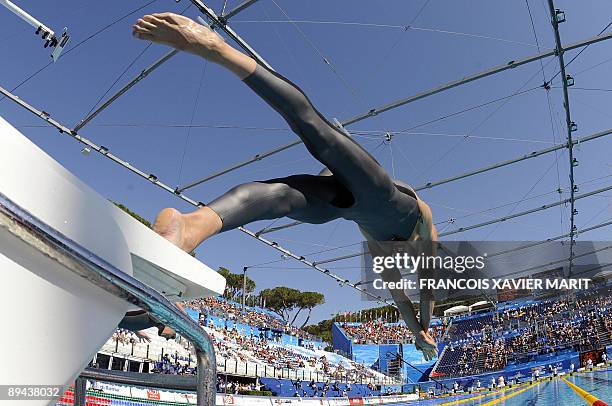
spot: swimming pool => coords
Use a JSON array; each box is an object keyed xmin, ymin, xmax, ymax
[{"xmin": 392, "ymin": 370, "xmax": 611, "ymax": 405}]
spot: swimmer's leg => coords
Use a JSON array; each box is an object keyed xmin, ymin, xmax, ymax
[
  {"xmin": 242, "ymin": 65, "xmax": 396, "ymax": 202},
  {"xmin": 154, "ymin": 175, "xmax": 338, "ymax": 250},
  {"xmin": 133, "ymin": 13, "xmax": 395, "ymax": 202}
]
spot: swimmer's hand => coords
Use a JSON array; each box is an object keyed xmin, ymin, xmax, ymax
[
  {"xmin": 415, "ymin": 331, "xmax": 438, "ymax": 361},
  {"xmin": 158, "ymin": 325, "xmax": 177, "ymax": 340},
  {"xmin": 135, "ymin": 330, "xmax": 152, "ymax": 343},
  {"xmin": 132, "ymin": 13, "xmax": 225, "ymax": 60}
]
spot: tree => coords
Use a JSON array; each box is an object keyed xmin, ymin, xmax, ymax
[
  {"xmin": 259, "ymin": 287, "xmax": 325, "ymax": 326},
  {"xmin": 297, "ymin": 292, "xmax": 325, "ymax": 328},
  {"xmin": 260, "ymin": 287, "xmax": 301, "ymax": 322},
  {"xmin": 218, "ymin": 267, "xmax": 255, "ymax": 301},
  {"xmin": 303, "ymin": 319, "xmax": 334, "ymax": 344}
]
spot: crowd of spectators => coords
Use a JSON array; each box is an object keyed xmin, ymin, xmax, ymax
[
  {"xmin": 216, "ymin": 376, "xmax": 263, "ymax": 394},
  {"xmin": 341, "ymin": 321, "xmax": 414, "ymax": 344},
  {"xmin": 434, "ymin": 289, "xmax": 611, "ymax": 377},
  {"xmin": 152, "ymin": 353, "xmax": 197, "ymax": 375},
  {"xmin": 204, "ymin": 321, "xmax": 382, "ymax": 383},
  {"xmin": 340, "ymin": 321, "xmax": 446, "ymax": 345},
  {"xmin": 184, "ymin": 297, "xmax": 320, "ymax": 341},
  {"xmin": 110, "ymin": 329, "xmax": 139, "ymax": 345}
]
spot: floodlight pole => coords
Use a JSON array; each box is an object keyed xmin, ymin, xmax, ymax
[{"xmin": 242, "ymin": 266, "xmax": 248, "ymax": 311}]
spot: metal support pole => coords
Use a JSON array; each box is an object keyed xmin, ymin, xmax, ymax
[
  {"xmin": 221, "ymin": 0, "xmax": 260, "ymax": 20},
  {"xmin": 256, "ymin": 220, "xmax": 303, "ymax": 236},
  {"xmin": 487, "ymin": 218, "xmax": 612, "ymax": 259},
  {"xmin": 74, "ymin": 50, "xmax": 179, "ymax": 132},
  {"xmin": 242, "ymin": 266, "xmax": 248, "ymax": 310},
  {"xmin": 340, "ymin": 30, "xmax": 612, "ymax": 127},
  {"xmin": 414, "ymin": 128, "xmax": 612, "ymax": 191},
  {"xmin": 439, "ymin": 184, "xmax": 612, "ymax": 237},
  {"xmin": 315, "ymin": 200, "xmax": 612, "ymax": 264},
  {"xmin": 546, "ymin": 0, "xmax": 577, "ymax": 274},
  {"xmin": 177, "ymin": 139, "xmax": 302, "ymax": 192},
  {"xmin": 74, "ymin": 377, "xmax": 87, "ymax": 406},
  {"xmin": 188, "ymin": 0, "xmax": 273, "ymax": 70}
]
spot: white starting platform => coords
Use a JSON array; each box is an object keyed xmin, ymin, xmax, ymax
[{"xmin": 0, "ymin": 116, "xmax": 225, "ymax": 405}]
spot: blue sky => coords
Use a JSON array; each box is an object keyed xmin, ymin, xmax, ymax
[{"xmin": 1, "ymin": 0, "xmax": 611, "ymax": 324}]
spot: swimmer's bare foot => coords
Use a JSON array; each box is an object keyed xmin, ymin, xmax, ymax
[
  {"xmin": 153, "ymin": 208, "xmax": 194, "ymax": 252},
  {"xmin": 132, "ymin": 13, "xmax": 225, "ymax": 61},
  {"xmin": 132, "ymin": 12, "xmax": 256, "ymax": 79}
]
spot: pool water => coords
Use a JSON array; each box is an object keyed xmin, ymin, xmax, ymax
[{"xmin": 392, "ymin": 369, "xmax": 611, "ymax": 405}]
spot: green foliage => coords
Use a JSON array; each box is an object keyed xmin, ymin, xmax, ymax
[
  {"xmin": 218, "ymin": 267, "xmax": 256, "ymax": 300},
  {"xmin": 303, "ymin": 318, "xmax": 334, "ymax": 343},
  {"xmin": 259, "ymin": 287, "xmax": 325, "ymax": 326},
  {"xmin": 111, "ymin": 202, "xmax": 195, "ymax": 257},
  {"xmin": 113, "ymin": 202, "xmax": 151, "ymax": 228},
  {"xmin": 238, "ymin": 390, "xmax": 273, "ymax": 397}
]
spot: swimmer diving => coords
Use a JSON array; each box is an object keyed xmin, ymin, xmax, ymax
[{"xmin": 132, "ymin": 12, "xmax": 439, "ymax": 360}]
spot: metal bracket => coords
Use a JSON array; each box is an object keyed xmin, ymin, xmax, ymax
[{"xmin": 1, "ymin": 0, "xmax": 70, "ymax": 62}]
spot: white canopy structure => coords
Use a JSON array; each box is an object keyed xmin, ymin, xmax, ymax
[{"xmin": 444, "ymin": 305, "xmax": 470, "ymax": 316}]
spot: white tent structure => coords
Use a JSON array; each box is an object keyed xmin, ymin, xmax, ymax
[{"xmin": 443, "ymin": 305, "xmax": 469, "ymax": 317}]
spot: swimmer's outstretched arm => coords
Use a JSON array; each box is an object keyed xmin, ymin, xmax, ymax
[{"xmin": 381, "ymin": 266, "xmax": 438, "ymax": 361}]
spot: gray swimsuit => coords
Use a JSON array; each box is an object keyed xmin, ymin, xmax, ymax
[
  {"xmin": 120, "ymin": 65, "xmax": 421, "ymax": 332},
  {"xmin": 208, "ymin": 65, "xmax": 420, "ymax": 242}
]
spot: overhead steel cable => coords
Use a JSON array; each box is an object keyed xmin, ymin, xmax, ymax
[
  {"xmin": 232, "ymin": 20, "xmax": 537, "ymax": 48},
  {"xmin": 340, "ymin": 30, "xmax": 612, "ymax": 127},
  {"xmin": 73, "ymin": 50, "xmax": 180, "ymax": 132},
  {"xmin": 177, "ymin": 60, "xmax": 210, "ymax": 185},
  {"xmin": 486, "ymin": 218, "xmax": 612, "ymax": 259},
  {"xmin": 288, "ymin": 215, "xmax": 612, "ymax": 268},
  {"xmin": 412, "ymin": 128, "xmax": 612, "ymax": 191},
  {"xmin": 78, "ymin": 43, "xmax": 153, "ymax": 127},
  {"xmin": 482, "ymin": 149, "xmax": 564, "ymax": 240},
  {"xmin": 221, "ymin": 0, "xmax": 261, "ymax": 21},
  {"xmin": 268, "ymin": 0, "xmax": 365, "ymax": 106},
  {"xmin": 433, "ymin": 172, "xmax": 612, "ymax": 226},
  {"xmin": 439, "ymin": 184, "xmax": 612, "ymax": 237}
]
